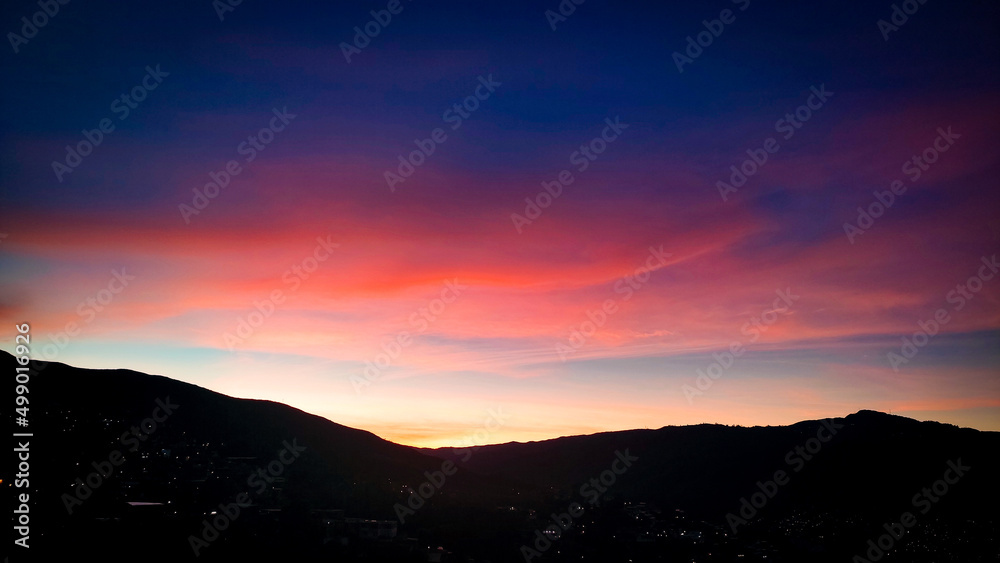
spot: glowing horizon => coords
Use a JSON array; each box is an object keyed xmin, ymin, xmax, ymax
[{"xmin": 2, "ymin": 2, "xmax": 998, "ymax": 447}]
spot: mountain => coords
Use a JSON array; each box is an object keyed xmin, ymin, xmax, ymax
[
  {"xmin": 4, "ymin": 352, "xmax": 997, "ymax": 562},
  {"xmin": 424, "ymin": 409, "xmax": 1000, "ymax": 519}
]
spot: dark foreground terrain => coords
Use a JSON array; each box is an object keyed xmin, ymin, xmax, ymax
[{"xmin": 3, "ymin": 351, "xmax": 998, "ymax": 562}]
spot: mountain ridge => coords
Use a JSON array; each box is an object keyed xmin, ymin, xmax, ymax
[
  {"xmin": 5, "ymin": 351, "xmax": 990, "ymax": 447},
  {"xmin": 4, "ymin": 351, "xmax": 998, "ymax": 562}
]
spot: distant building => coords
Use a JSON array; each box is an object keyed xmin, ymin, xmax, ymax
[
  {"xmin": 344, "ymin": 518, "xmax": 398, "ymax": 539},
  {"xmin": 313, "ymin": 510, "xmax": 397, "ymax": 542}
]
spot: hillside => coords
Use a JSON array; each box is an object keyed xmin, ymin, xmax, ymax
[{"xmin": 4, "ymin": 352, "xmax": 997, "ymax": 562}]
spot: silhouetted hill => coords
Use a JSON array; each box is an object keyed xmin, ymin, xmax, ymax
[
  {"xmin": 2, "ymin": 352, "xmax": 499, "ymax": 561},
  {"xmin": 4, "ymin": 352, "xmax": 997, "ymax": 562},
  {"xmin": 425, "ymin": 409, "xmax": 998, "ymax": 519}
]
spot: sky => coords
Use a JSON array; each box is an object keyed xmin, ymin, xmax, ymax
[{"xmin": 1, "ymin": 0, "xmax": 998, "ymax": 447}]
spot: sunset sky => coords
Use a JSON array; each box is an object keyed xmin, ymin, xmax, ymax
[{"xmin": 2, "ymin": 0, "xmax": 998, "ymax": 446}]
